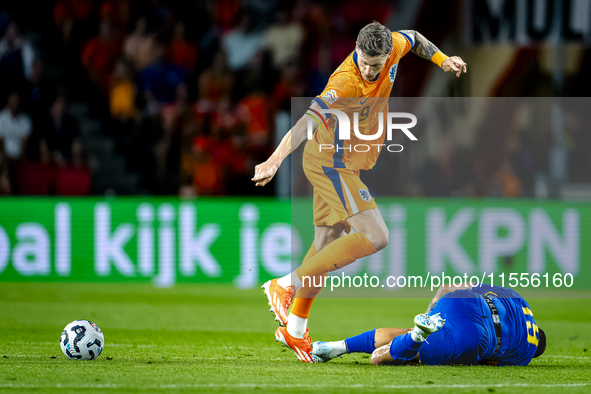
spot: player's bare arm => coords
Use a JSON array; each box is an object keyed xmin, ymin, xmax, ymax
[
  {"xmin": 251, "ymin": 101, "xmax": 322, "ymax": 187},
  {"xmin": 399, "ymin": 30, "xmax": 467, "ymax": 77}
]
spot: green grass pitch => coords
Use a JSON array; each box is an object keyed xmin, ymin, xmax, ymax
[{"xmin": 0, "ymin": 283, "xmax": 590, "ymax": 393}]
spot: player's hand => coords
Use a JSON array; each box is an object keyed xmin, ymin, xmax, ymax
[
  {"xmin": 442, "ymin": 56, "xmax": 467, "ymax": 77},
  {"xmin": 252, "ymin": 158, "xmax": 281, "ymax": 187}
]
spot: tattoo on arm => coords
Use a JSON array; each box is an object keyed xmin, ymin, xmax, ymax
[{"xmin": 399, "ymin": 30, "xmax": 442, "ymax": 62}]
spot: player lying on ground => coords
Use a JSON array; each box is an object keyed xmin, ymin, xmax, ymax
[
  {"xmin": 311, "ymin": 283, "xmax": 546, "ymax": 365},
  {"xmin": 253, "ymin": 21, "xmax": 468, "ymax": 363}
]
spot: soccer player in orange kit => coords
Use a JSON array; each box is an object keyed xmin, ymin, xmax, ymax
[{"xmin": 252, "ymin": 21, "xmax": 467, "ymax": 363}]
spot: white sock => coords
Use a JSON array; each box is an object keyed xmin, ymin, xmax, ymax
[
  {"xmin": 287, "ymin": 313, "xmax": 307, "ymax": 339},
  {"xmin": 410, "ymin": 327, "xmax": 426, "ymax": 343},
  {"xmin": 277, "ymin": 271, "xmax": 302, "ymax": 292},
  {"xmin": 325, "ymin": 340, "xmax": 348, "ymax": 357}
]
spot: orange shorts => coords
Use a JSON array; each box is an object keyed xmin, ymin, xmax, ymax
[{"xmin": 303, "ymin": 156, "xmax": 377, "ymax": 232}]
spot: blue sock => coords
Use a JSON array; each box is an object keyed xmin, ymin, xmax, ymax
[
  {"xmin": 388, "ymin": 333, "xmax": 422, "ymax": 362},
  {"xmin": 345, "ymin": 329, "xmax": 376, "ymax": 354}
]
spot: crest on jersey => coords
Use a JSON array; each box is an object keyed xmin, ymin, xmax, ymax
[
  {"xmin": 389, "ymin": 64, "xmax": 398, "ymax": 83},
  {"xmin": 358, "ymin": 188, "xmax": 371, "ymax": 202},
  {"xmin": 322, "ymin": 89, "xmax": 339, "ymax": 105}
]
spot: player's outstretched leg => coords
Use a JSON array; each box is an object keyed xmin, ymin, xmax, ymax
[
  {"xmin": 263, "ymin": 232, "xmax": 377, "ymax": 326},
  {"xmin": 312, "ymin": 328, "xmax": 383, "ymax": 363},
  {"xmin": 312, "ymin": 315, "xmax": 446, "ymax": 365},
  {"xmin": 275, "ymin": 326, "xmax": 315, "ymax": 363}
]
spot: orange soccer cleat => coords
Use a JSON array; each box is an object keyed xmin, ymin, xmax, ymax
[
  {"xmin": 262, "ymin": 279, "xmax": 294, "ymax": 326},
  {"xmin": 275, "ymin": 326, "xmax": 315, "ymax": 363}
]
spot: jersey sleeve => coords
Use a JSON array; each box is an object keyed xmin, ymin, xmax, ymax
[
  {"xmin": 314, "ymin": 72, "xmax": 360, "ymax": 116},
  {"xmin": 393, "ymin": 31, "xmax": 413, "ymax": 58}
]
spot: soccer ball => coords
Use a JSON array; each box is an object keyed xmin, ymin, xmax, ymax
[{"xmin": 60, "ymin": 320, "xmax": 104, "ymax": 360}]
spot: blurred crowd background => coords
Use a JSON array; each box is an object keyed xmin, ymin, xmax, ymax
[{"xmin": 0, "ymin": 0, "xmax": 590, "ymax": 198}]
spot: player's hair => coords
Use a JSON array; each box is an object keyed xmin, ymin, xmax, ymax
[
  {"xmin": 357, "ymin": 21, "xmax": 393, "ymax": 57},
  {"xmin": 533, "ymin": 328, "xmax": 546, "ymax": 358}
]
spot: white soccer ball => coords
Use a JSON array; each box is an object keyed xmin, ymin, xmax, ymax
[{"xmin": 60, "ymin": 320, "xmax": 104, "ymax": 360}]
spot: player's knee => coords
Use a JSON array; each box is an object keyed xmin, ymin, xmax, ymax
[
  {"xmin": 314, "ymin": 225, "xmax": 344, "ymax": 251},
  {"xmin": 313, "ymin": 235, "xmax": 329, "ymax": 251},
  {"xmin": 315, "ymin": 238, "xmax": 334, "ymax": 251},
  {"xmin": 314, "ymin": 240, "xmax": 326, "ymax": 252},
  {"xmin": 370, "ymin": 350, "xmax": 381, "ymax": 365},
  {"xmin": 377, "ymin": 230, "xmax": 389, "ymax": 250},
  {"xmin": 366, "ymin": 229, "xmax": 389, "ymax": 251}
]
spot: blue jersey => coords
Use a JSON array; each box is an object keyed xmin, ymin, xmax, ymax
[
  {"xmin": 471, "ymin": 284, "xmax": 540, "ymax": 366},
  {"xmin": 419, "ymin": 284, "xmax": 540, "ymax": 366}
]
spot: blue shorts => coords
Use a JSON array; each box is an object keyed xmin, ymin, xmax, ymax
[{"xmin": 419, "ymin": 290, "xmax": 496, "ymax": 365}]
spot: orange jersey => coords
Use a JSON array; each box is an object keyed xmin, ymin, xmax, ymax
[{"xmin": 304, "ymin": 31, "xmax": 412, "ymax": 170}]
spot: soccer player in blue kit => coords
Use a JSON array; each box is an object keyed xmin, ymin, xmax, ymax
[{"xmin": 311, "ymin": 283, "xmax": 546, "ymax": 366}]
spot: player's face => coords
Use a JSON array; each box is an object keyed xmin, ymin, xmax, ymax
[{"xmin": 356, "ymin": 48, "xmax": 391, "ymax": 81}]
